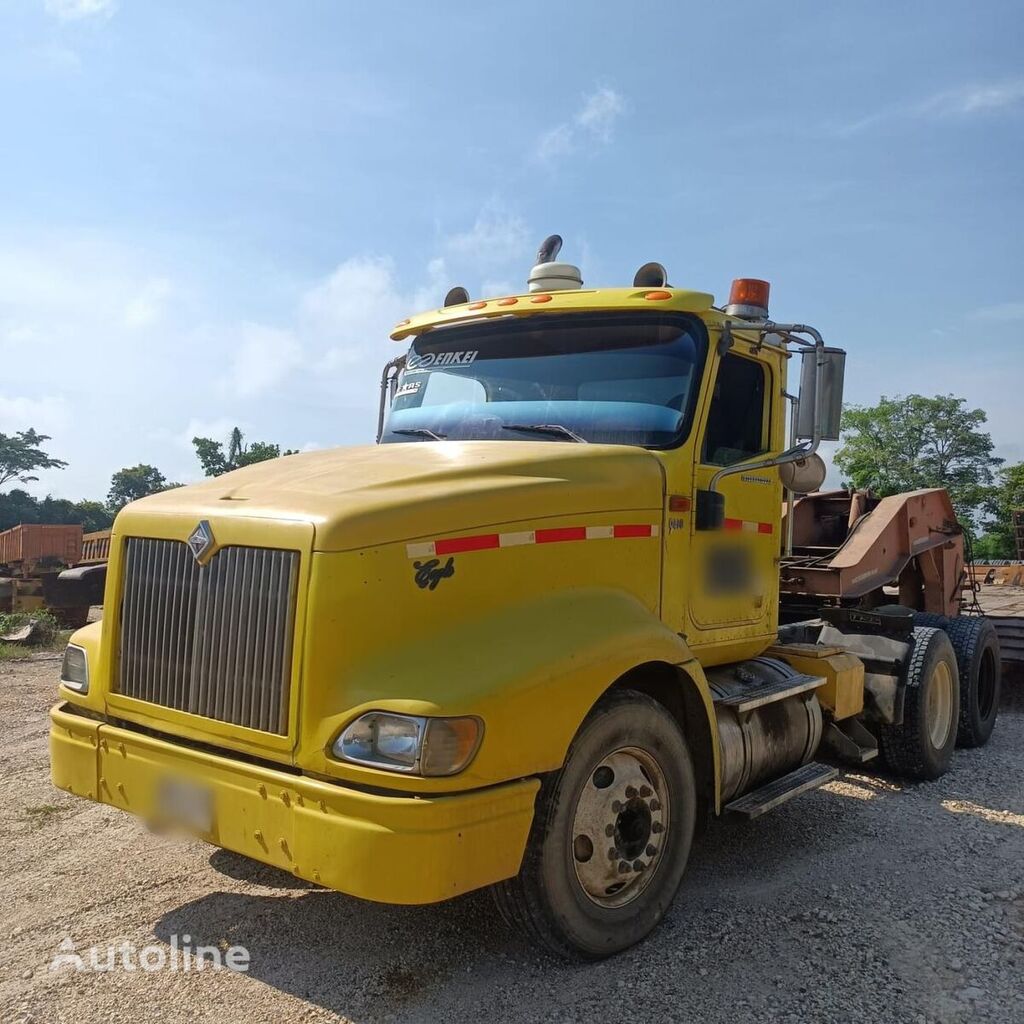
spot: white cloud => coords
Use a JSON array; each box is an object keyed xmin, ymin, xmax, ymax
[
  {"xmin": 833, "ymin": 78, "xmax": 1024, "ymax": 136},
  {"xmin": 0, "ymin": 394, "xmax": 70, "ymax": 435},
  {"xmin": 535, "ymin": 124, "xmax": 575, "ymax": 164},
  {"xmin": 535, "ymin": 86, "xmax": 625, "ymax": 165},
  {"xmin": 123, "ymin": 277, "xmax": 173, "ymax": 329},
  {"xmin": 575, "ymin": 86, "xmax": 626, "ymax": 143},
  {"xmin": 173, "ymin": 417, "xmax": 239, "ymax": 451},
  {"xmin": 301, "ymin": 255, "xmax": 408, "ymax": 373},
  {"xmin": 44, "ymin": 0, "xmax": 117, "ymax": 21},
  {"xmin": 230, "ymin": 322, "xmax": 303, "ymax": 399},
  {"xmin": 443, "ymin": 208, "xmax": 530, "ymax": 269},
  {"xmin": 922, "ymin": 80, "xmax": 1024, "ymax": 117},
  {"xmin": 970, "ymin": 302, "xmax": 1024, "ymax": 323}
]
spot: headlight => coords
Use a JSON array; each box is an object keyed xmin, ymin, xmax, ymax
[
  {"xmin": 60, "ymin": 644, "xmax": 89, "ymax": 694},
  {"xmin": 333, "ymin": 712, "xmax": 482, "ymax": 776}
]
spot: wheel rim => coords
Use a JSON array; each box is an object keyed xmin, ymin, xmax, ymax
[
  {"xmin": 570, "ymin": 746, "xmax": 669, "ymax": 909},
  {"xmin": 977, "ymin": 647, "xmax": 998, "ymax": 720},
  {"xmin": 927, "ymin": 659, "xmax": 954, "ymax": 748}
]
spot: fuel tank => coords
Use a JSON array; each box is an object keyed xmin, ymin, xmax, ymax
[{"xmin": 707, "ymin": 657, "xmax": 824, "ymax": 803}]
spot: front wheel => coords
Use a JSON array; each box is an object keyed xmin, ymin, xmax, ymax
[{"xmin": 492, "ymin": 689, "xmax": 696, "ymax": 960}]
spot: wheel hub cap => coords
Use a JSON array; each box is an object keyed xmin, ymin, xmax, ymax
[
  {"xmin": 927, "ymin": 660, "xmax": 954, "ymax": 748},
  {"xmin": 570, "ymin": 747, "xmax": 668, "ymax": 908}
]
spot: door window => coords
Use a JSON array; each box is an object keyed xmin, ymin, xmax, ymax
[{"xmin": 701, "ymin": 354, "xmax": 768, "ymax": 466}]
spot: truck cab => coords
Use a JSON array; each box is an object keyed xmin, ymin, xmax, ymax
[{"xmin": 50, "ymin": 237, "xmax": 1000, "ymax": 960}]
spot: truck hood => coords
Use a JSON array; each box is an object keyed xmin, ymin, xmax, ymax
[{"xmin": 125, "ymin": 441, "xmax": 666, "ymax": 552}]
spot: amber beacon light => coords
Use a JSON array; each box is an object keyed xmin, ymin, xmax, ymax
[{"xmin": 725, "ymin": 278, "xmax": 771, "ymax": 320}]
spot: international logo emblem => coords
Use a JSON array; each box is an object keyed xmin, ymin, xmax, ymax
[{"xmin": 187, "ymin": 520, "xmax": 215, "ymax": 564}]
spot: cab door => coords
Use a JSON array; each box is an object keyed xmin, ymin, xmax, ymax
[{"xmin": 687, "ymin": 350, "xmax": 781, "ymax": 654}]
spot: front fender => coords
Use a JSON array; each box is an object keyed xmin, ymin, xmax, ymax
[{"xmin": 298, "ymin": 586, "xmax": 718, "ymax": 793}]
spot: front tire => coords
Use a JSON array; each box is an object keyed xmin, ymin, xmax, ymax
[
  {"xmin": 880, "ymin": 626, "xmax": 959, "ymax": 780},
  {"xmin": 492, "ymin": 689, "xmax": 696, "ymax": 960}
]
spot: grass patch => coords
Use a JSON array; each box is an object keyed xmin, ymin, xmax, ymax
[
  {"xmin": 22, "ymin": 803, "xmax": 69, "ymax": 827},
  {"xmin": 0, "ymin": 610, "xmax": 68, "ymax": 660}
]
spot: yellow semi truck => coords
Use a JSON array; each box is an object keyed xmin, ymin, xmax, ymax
[{"xmin": 51, "ymin": 238, "xmax": 1001, "ymax": 959}]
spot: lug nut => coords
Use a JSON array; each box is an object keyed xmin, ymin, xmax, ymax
[
  {"xmin": 632, "ymin": 860, "xmax": 644, "ymax": 872},
  {"xmin": 652, "ymin": 822, "xmax": 664, "ymax": 834},
  {"xmin": 611, "ymin": 800, "xmax": 622, "ymax": 812},
  {"xmin": 650, "ymin": 800, "xmax": 661, "ymax": 812},
  {"xmin": 639, "ymin": 785, "xmax": 652, "ymax": 798},
  {"xmin": 625, "ymin": 785, "xmax": 637, "ymax": 798},
  {"xmin": 618, "ymin": 860, "xmax": 631, "ymax": 874},
  {"xmin": 605, "ymin": 824, "xmax": 615, "ymax": 837},
  {"xmin": 646, "ymin": 844, "xmax": 657, "ymax": 857},
  {"xmin": 608, "ymin": 847, "xmax": 618, "ymax": 860}
]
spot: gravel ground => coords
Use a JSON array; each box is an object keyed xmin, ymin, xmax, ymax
[{"xmin": 2, "ymin": 657, "xmax": 1023, "ymax": 1024}]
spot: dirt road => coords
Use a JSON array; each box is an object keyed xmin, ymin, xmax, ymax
[{"xmin": 3, "ymin": 657, "xmax": 1023, "ymax": 1023}]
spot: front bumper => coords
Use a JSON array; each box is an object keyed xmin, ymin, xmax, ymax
[{"xmin": 50, "ymin": 703, "xmax": 539, "ymax": 904}]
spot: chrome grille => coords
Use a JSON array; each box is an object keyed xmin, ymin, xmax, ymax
[{"xmin": 118, "ymin": 537, "xmax": 298, "ymax": 734}]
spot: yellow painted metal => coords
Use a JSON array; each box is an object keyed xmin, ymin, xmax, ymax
[
  {"xmin": 389, "ymin": 287, "xmax": 716, "ymax": 341},
  {"xmin": 767, "ymin": 644, "xmax": 865, "ymax": 720},
  {"xmin": 50, "ymin": 703, "xmax": 537, "ymax": 903},
  {"xmin": 50, "ymin": 283, "xmax": 809, "ymax": 903}
]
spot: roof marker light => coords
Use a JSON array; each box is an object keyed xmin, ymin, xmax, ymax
[
  {"xmin": 497, "ymin": 297, "xmax": 518, "ymax": 306},
  {"xmin": 468, "ymin": 301, "xmax": 487, "ymax": 310},
  {"xmin": 530, "ymin": 295, "xmax": 553, "ymax": 303},
  {"xmin": 643, "ymin": 290, "xmax": 672, "ymax": 301}
]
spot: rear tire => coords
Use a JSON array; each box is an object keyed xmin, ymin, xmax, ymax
[
  {"xmin": 879, "ymin": 627, "xmax": 959, "ymax": 780},
  {"xmin": 943, "ymin": 616, "xmax": 1001, "ymax": 748},
  {"xmin": 492, "ymin": 689, "xmax": 696, "ymax": 960},
  {"xmin": 911, "ymin": 611, "xmax": 949, "ymax": 629}
]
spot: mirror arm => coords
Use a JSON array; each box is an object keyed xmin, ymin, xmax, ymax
[{"xmin": 376, "ymin": 354, "xmax": 407, "ymax": 443}]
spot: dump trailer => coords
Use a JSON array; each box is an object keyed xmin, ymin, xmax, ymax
[
  {"xmin": 0, "ymin": 523, "xmax": 93, "ymax": 627},
  {"xmin": 50, "ymin": 238, "xmax": 1002, "ymax": 960}
]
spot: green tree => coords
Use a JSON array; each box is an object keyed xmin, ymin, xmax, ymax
[
  {"xmin": 834, "ymin": 394, "xmax": 1002, "ymax": 527},
  {"xmin": 192, "ymin": 427, "xmax": 297, "ymax": 477},
  {"xmin": 0, "ymin": 491, "xmax": 114, "ymax": 532},
  {"xmin": 0, "ymin": 488, "xmax": 43, "ymax": 531},
  {"xmin": 0, "ymin": 429, "xmax": 68, "ymax": 490},
  {"xmin": 975, "ymin": 462, "xmax": 1024, "ymax": 559},
  {"xmin": 70, "ymin": 500, "xmax": 115, "ymax": 534},
  {"xmin": 107, "ymin": 464, "xmax": 179, "ymax": 513}
]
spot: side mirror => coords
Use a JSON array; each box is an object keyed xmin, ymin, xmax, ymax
[
  {"xmin": 795, "ymin": 347, "xmax": 846, "ymax": 442},
  {"xmin": 695, "ymin": 489, "xmax": 725, "ymax": 531}
]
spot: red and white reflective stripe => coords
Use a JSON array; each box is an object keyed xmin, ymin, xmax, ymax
[
  {"xmin": 723, "ymin": 517, "xmax": 774, "ymax": 535},
  {"xmin": 406, "ymin": 523, "xmax": 659, "ymax": 559}
]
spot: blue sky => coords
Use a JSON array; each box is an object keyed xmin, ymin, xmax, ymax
[{"xmin": 1, "ymin": 0, "xmax": 1022, "ymax": 500}]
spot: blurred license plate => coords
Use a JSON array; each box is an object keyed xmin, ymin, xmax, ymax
[{"xmin": 155, "ymin": 777, "xmax": 213, "ymax": 835}]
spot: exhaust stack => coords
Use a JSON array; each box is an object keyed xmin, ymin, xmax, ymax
[{"xmin": 528, "ymin": 234, "xmax": 583, "ymax": 292}]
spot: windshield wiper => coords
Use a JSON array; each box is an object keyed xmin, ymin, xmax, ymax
[
  {"xmin": 392, "ymin": 427, "xmax": 446, "ymax": 441},
  {"xmin": 502, "ymin": 423, "xmax": 587, "ymax": 443}
]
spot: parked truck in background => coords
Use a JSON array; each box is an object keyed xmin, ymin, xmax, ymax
[{"xmin": 50, "ymin": 237, "xmax": 1001, "ymax": 959}]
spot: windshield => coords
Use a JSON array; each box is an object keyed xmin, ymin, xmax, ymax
[{"xmin": 382, "ymin": 312, "xmax": 707, "ymax": 447}]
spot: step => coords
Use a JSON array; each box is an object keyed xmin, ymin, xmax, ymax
[
  {"xmin": 824, "ymin": 718, "xmax": 879, "ymax": 764},
  {"xmin": 725, "ymin": 762, "xmax": 839, "ymax": 819},
  {"xmin": 713, "ymin": 673, "xmax": 824, "ymax": 714}
]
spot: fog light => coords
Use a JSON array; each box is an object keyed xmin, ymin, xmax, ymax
[
  {"xmin": 333, "ymin": 712, "xmax": 482, "ymax": 776},
  {"xmin": 60, "ymin": 644, "xmax": 89, "ymax": 694}
]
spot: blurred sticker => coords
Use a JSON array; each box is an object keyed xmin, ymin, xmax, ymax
[
  {"xmin": 155, "ymin": 776, "xmax": 214, "ymax": 835},
  {"xmin": 395, "ymin": 381, "xmax": 422, "ymax": 398}
]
